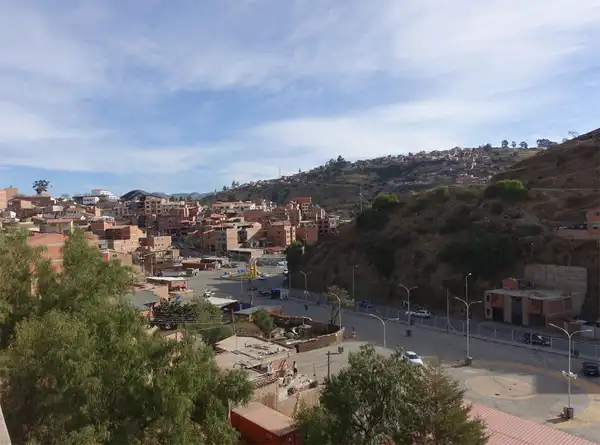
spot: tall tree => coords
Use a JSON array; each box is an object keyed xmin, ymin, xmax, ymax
[
  {"xmin": 519, "ymin": 141, "xmax": 528, "ymax": 149},
  {"xmin": 327, "ymin": 286, "xmax": 353, "ymax": 326},
  {"xmin": 511, "ymin": 141, "xmax": 517, "ymax": 148},
  {"xmin": 32, "ymin": 179, "xmax": 50, "ymax": 195},
  {"xmin": 295, "ymin": 345, "xmax": 487, "ymax": 445},
  {"xmin": 253, "ymin": 308, "xmax": 274, "ymax": 337},
  {"xmin": 0, "ymin": 229, "xmax": 252, "ymax": 445},
  {"xmin": 501, "ymin": 140, "xmax": 509, "ymax": 148}
]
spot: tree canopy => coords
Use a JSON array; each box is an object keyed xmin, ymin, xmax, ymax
[
  {"xmin": 295, "ymin": 344, "xmax": 487, "ymax": 445},
  {"xmin": 0, "ymin": 228, "xmax": 252, "ymax": 444},
  {"xmin": 32, "ymin": 179, "xmax": 50, "ymax": 195},
  {"xmin": 252, "ymin": 308, "xmax": 275, "ymax": 337}
]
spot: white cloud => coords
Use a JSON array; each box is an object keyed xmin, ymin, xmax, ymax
[{"xmin": 0, "ymin": 0, "xmax": 599, "ymax": 187}]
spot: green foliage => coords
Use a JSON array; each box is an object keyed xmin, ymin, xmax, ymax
[
  {"xmin": 151, "ymin": 298, "xmax": 221, "ymax": 330},
  {"xmin": 253, "ymin": 309, "xmax": 275, "ymax": 337},
  {"xmin": 285, "ymin": 240, "xmax": 305, "ymax": 271},
  {"xmin": 438, "ymin": 231, "xmax": 519, "ymax": 279},
  {"xmin": 327, "ymin": 286, "xmax": 352, "ymax": 325},
  {"xmin": 202, "ymin": 325, "xmax": 234, "ymax": 347},
  {"xmin": 356, "ymin": 209, "xmax": 389, "ymax": 230},
  {"xmin": 0, "ymin": 229, "xmax": 252, "ymax": 444},
  {"xmin": 490, "ymin": 201, "xmax": 504, "ymax": 215},
  {"xmin": 295, "ymin": 344, "xmax": 487, "ymax": 445},
  {"xmin": 408, "ymin": 195, "xmax": 427, "ymax": 213},
  {"xmin": 439, "ymin": 205, "xmax": 471, "ymax": 234},
  {"xmin": 455, "ymin": 187, "xmax": 481, "ymax": 202},
  {"xmin": 371, "ymin": 194, "xmax": 399, "ymax": 212},
  {"xmin": 484, "ymin": 180, "xmax": 527, "ymax": 201},
  {"xmin": 32, "ymin": 179, "xmax": 50, "ymax": 195},
  {"xmin": 365, "ymin": 243, "xmax": 395, "ymax": 278}
]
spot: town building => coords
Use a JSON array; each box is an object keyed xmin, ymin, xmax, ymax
[
  {"xmin": 0, "ymin": 186, "xmax": 18, "ymax": 210},
  {"xmin": 103, "ymin": 225, "xmax": 145, "ymax": 253},
  {"xmin": 484, "ymin": 264, "xmax": 587, "ymax": 326}
]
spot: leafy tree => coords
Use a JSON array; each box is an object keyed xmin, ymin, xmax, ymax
[
  {"xmin": 501, "ymin": 139, "xmax": 509, "ymax": 148},
  {"xmin": 356, "ymin": 209, "xmax": 389, "ymax": 230},
  {"xmin": 253, "ymin": 309, "xmax": 274, "ymax": 337},
  {"xmin": 568, "ymin": 130, "xmax": 579, "ymax": 139},
  {"xmin": 327, "ymin": 286, "xmax": 353, "ymax": 326},
  {"xmin": 511, "ymin": 141, "xmax": 517, "ymax": 148},
  {"xmin": 536, "ymin": 138, "xmax": 557, "ymax": 149},
  {"xmin": 285, "ymin": 240, "xmax": 305, "ymax": 272},
  {"xmin": 371, "ymin": 194, "xmax": 399, "ymax": 212},
  {"xmin": 0, "ymin": 228, "xmax": 252, "ymax": 444},
  {"xmin": 32, "ymin": 179, "xmax": 50, "ymax": 195},
  {"xmin": 519, "ymin": 141, "xmax": 528, "ymax": 149},
  {"xmin": 484, "ymin": 179, "xmax": 527, "ymax": 201},
  {"xmin": 151, "ymin": 298, "xmax": 221, "ymax": 331},
  {"xmin": 202, "ymin": 325, "xmax": 234, "ymax": 347},
  {"xmin": 295, "ymin": 344, "xmax": 487, "ymax": 445}
]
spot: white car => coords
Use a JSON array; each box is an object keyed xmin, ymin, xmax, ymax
[
  {"xmin": 406, "ymin": 309, "xmax": 431, "ymax": 318},
  {"xmin": 258, "ymin": 275, "xmax": 267, "ymax": 281},
  {"xmin": 404, "ymin": 351, "xmax": 424, "ymax": 366}
]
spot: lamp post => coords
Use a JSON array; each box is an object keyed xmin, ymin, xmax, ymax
[
  {"xmin": 549, "ymin": 323, "xmax": 592, "ymax": 419},
  {"xmin": 300, "ymin": 271, "xmax": 311, "ymax": 300},
  {"xmin": 332, "ymin": 294, "xmax": 343, "ymax": 347},
  {"xmin": 454, "ymin": 297, "xmax": 482, "ymax": 365},
  {"xmin": 399, "ymin": 284, "xmax": 417, "ymax": 325},
  {"xmin": 369, "ymin": 314, "xmax": 399, "ymax": 349},
  {"xmin": 465, "ymin": 272, "xmax": 472, "ymax": 301}
]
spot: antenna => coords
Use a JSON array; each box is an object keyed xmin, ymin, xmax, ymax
[{"xmin": 359, "ymin": 186, "xmax": 363, "ymax": 213}]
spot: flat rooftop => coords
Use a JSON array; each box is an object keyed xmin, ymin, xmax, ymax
[
  {"xmin": 206, "ymin": 296, "xmax": 237, "ymax": 308},
  {"xmin": 215, "ymin": 335, "xmax": 292, "ymax": 363},
  {"xmin": 232, "ymin": 402, "xmax": 296, "ymax": 437},
  {"xmin": 486, "ymin": 288, "xmax": 577, "ymax": 301}
]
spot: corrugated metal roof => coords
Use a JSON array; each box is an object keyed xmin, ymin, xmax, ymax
[{"xmin": 471, "ymin": 403, "xmax": 600, "ymax": 445}]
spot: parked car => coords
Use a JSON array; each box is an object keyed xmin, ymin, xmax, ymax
[
  {"xmin": 582, "ymin": 361, "xmax": 600, "ymax": 377},
  {"xmin": 522, "ymin": 332, "xmax": 551, "ymax": 346},
  {"xmin": 258, "ymin": 275, "xmax": 267, "ymax": 281},
  {"xmin": 259, "ymin": 289, "xmax": 271, "ymax": 296},
  {"xmin": 359, "ymin": 300, "xmax": 375, "ymax": 309},
  {"xmin": 403, "ymin": 351, "xmax": 424, "ymax": 366},
  {"xmin": 406, "ymin": 309, "xmax": 431, "ymax": 319}
]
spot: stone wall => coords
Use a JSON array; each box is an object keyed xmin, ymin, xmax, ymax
[{"xmin": 295, "ymin": 328, "xmax": 344, "ymax": 353}]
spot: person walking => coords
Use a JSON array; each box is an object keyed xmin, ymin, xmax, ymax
[{"xmin": 293, "ymin": 361, "xmax": 298, "ymax": 377}]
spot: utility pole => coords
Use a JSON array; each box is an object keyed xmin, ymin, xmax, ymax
[
  {"xmin": 446, "ymin": 288, "xmax": 450, "ymax": 333},
  {"xmin": 359, "ymin": 186, "xmax": 363, "ymax": 213},
  {"xmin": 327, "ymin": 351, "xmax": 331, "ymax": 379}
]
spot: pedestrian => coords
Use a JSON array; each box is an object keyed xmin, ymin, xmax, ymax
[
  {"xmin": 293, "ymin": 361, "xmax": 298, "ymax": 376},
  {"xmin": 304, "ymin": 304, "xmax": 308, "ymax": 311}
]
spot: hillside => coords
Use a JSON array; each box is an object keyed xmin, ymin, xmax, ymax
[
  {"xmin": 207, "ymin": 147, "xmax": 539, "ymax": 216},
  {"xmin": 289, "ymin": 129, "xmax": 600, "ymax": 317}
]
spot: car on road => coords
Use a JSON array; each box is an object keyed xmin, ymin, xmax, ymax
[
  {"xmin": 582, "ymin": 361, "xmax": 600, "ymax": 377},
  {"xmin": 358, "ymin": 300, "xmax": 375, "ymax": 309},
  {"xmin": 258, "ymin": 275, "xmax": 267, "ymax": 281},
  {"xmin": 406, "ymin": 309, "xmax": 431, "ymax": 318},
  {"xmin": 522, "ymin": 332, "xmax": 551, "ymax": 346},
  {"xmin": 259, "ymin": 289, "xmax": 270, "ymax": 296},
  {"xmin": 403, "ymin": 351, "xmax": 424, "ymax": 366}
]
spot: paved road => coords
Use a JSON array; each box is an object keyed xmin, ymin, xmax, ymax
[{"xmin": 186, "ymin": 268, "xmax": 600, "ymax": 359}]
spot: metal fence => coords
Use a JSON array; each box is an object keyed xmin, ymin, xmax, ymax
[{"xmin": 288, "ymin": 290, "xmax": 600, "ymax": 360}]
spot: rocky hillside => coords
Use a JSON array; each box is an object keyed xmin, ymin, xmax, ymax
[
  {"xmin": 207, "ymin": 147, "xmax": 539, "ymax": 216},
  {"xmin": 289, "ymin": 128, "xmax": 600, "ymax": 317}
]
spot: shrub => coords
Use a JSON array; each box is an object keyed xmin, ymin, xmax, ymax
[
  {"xmin": 484, "ymin": 180, "xmax": 527, "ymax": 201},
  {"xmin": 356, "ymin": 209, "xmax": 390, "ymax": 230},
  {"xmin": 438, "ymin": 231, "xmax": 519, "ymax": 279},
  {"xmin": 371, "ymin": 194, "xmax": 400, "ymax": 212},
  {"xmin": 490, "ymin": 202, "xmax": 504, "ymax": 215},
  {"xmin": 366, "ymin": 243, "xmax": 396, "ymax": 278}
]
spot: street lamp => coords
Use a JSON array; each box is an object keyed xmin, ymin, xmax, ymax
[
  {"xmin": 332, "ymin": 294, "xmax": 343, "ymax": 347},
  {"xmin": 454, "ymin": 297, "xmax": 482, "ymax": 365},
  {"xmin": 549, "ymin": 323, "xmax": 592, "ymax": 419},
  {"xmin": 399, "ymin": 284, "xmax": 417, "ymax": 325},
  {"xmin": 465, "ymin": 272, "xmax": 472, "ymax": 301},
  {"xmin": 369, "ymin": 314, "xmax": 399, "ymax": 349},
  {"xmin": 300, "ymin": 271, "xmax": 311, "ymax": 300}
]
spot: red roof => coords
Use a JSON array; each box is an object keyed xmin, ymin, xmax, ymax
[{"xmin": 471, "ymin": 403, "xmax": 599, "ymax": 445}]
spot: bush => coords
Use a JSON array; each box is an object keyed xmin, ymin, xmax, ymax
[
  {"xmin": 371, "ymin": 194, "xmax": 400, "ymax": 212},
  {"xmin": 366, "ymin": 243, "xmax": 396, "ymax": 278},
  {"xmin": 356, "ymin": 209, "xmax": 390, "ymax": 230},
  {"xmin": 455, "ymin": 188, "xmax": 481, "ymax": 202},
  {"xmin": 484, "ymin": 180, "xmax": 527, "ymax": 201},
  {"xmin": 490, "ymin": 202, "xmax": 504, "ymax": 215},
  {"xmin": 438, "ymin": 231, "xmax": 519, "ymax": 279}
]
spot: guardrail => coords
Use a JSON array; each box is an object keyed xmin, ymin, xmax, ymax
[{"xmin": 284, "ymin": 290, "xmax": 600, "ymax": 360}]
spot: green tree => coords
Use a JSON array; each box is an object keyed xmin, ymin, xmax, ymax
[
  {"xmin": 371, "ymin": 194, "xmax": 399, "ymax": 212},
  {"xmin": 501, "ymin": 139, "xmax": 509, "ymax": 148},
  {"xmin": 202, "ymin": 325, "xmax": 234, "ymax": 347},
  {"xmin": 285, "ymin": 240, "xmax": 305, "ymax": 272},
  {"xmin": 0, "ymin": 229, "xmax": 252, "ymax": 445},
  {"xmin": 151, "ymin": 298, "xmax": 221, "ymax": 331},
  {"xmin": 295, "ymin": 345, "xmax": 487, "ymax": 445},
  {"xmin": 32, "ymin": 179, "xmax": 51, "ymax": 195},
  {"xmin": 327, "ymin": 286, "xmax": 353, "ymax": 326},
  {"xmin": 253, "ymin": 309, "xmax": 274, "ymax": 337}
]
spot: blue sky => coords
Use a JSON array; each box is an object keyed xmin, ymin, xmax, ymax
[{"xmin": 1, "ymin": 0, "xmax": 600, "ymax": 195}]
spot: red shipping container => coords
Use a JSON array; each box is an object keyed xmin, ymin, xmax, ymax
[{"xmin": 231, "ymin": 402, "xmax": 300, "ymax": 445}]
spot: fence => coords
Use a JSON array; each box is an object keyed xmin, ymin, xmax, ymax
[{"xmin": 286, "ymin": 289, "xmax": 600, "ymax": 360}]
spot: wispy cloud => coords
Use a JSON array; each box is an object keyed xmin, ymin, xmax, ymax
[{"xmin": 0, "ymin": 0, "xmax": 599, "ymax": 191}]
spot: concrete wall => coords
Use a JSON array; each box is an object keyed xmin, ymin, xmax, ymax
[
  {"xmin": 295, "ymin": 328, "xmax": 344, "ymax": 353},
  {"xmin": 524, "ymin": 264, "xmax": 587, "ymax": 314}
]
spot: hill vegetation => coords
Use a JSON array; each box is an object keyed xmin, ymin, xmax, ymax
[
  {"xmin": 288, "ymin": 128, "xmax": 600, "ymax": 317},
  {"xmin": 207, "ymin": 146, "xmax": 539, "ymax": 216}
]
